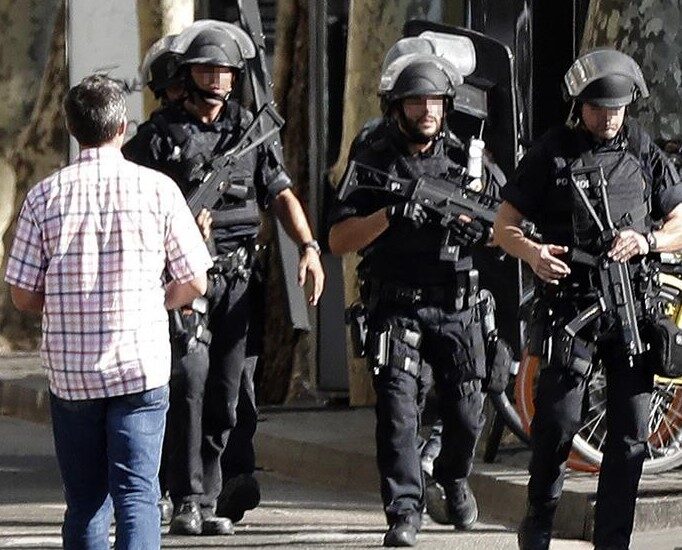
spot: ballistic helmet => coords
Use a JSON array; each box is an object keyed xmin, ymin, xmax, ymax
[
  {"xmin": 379, "ymin": 33, "xmax": 474, "ymax": 104},
  {"xmin": 139, "ymin": 35, "xmax": 181, "ymax": 98},
  {"xmin": 173, "ymin": 20, "xmax": 256, "ymax": 69},
  {"xmin": 564, "ymin": 48, "xmax": 649, "ymax": 108}
]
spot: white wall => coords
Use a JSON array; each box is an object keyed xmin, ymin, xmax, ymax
[{"xmin": 67, "ymin": 0, "xmax": 143, "ymax": 158}]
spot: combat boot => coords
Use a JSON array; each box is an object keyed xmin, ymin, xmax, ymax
[
  {"xmin": 423, "ymin": 473, "xmax": 450, "ymax": 525},
  {"xmin": 216, "ymin": 473, "xmax": 261, "ymax": 523},
  {"xmin": 445, "ymin": 478, "xmax": 478, "ymax": 530},
  {"xmin": 159, "ymin": 494, "xmax": 173, "ymax": 525},
  {"xmin": 383, "ymin": 517, "xmax": 418, "ymax": 547},
  {"xmin": 517, "ymin": 504, "xmax": 556, "ymax": 550},
  {"xmin": 169, "ymin": 501, "xmax": 202, "ymax": 536},
  {"xmin": 201, "ymin": 507, "xmax": 235, "ymax": 536}
]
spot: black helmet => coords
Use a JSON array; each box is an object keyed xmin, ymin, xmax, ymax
[
  {"xmin": 578, "ymin": 74, "xmax": 636, "ymax": 108},
  {"xmin": 139, "ymin": 35, "xmax": 181, "ymax": 98},
  {"xmin": 180, "ymin": 28, "xmax": 244, "ymax": 69},
  {"xmin": 564, "ymin": 48, "xmax": 649, "ymax": 107},
  {"xmin": 378, "ymin": 53, "xmax": 462, "ymax": 108},
  {"xmin": 148, "ymin": 51, "xmax": 181, "ymax": 97},
  {"xmin": 391, "ymin": 61, "xmax": 456, "ymax": 100}
]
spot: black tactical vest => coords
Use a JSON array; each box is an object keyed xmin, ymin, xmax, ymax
[
  {"xmin": 569, "ymin": 142, "xmax": 649, "ymax": 253},
  {"xmin": 148, "ymin": 103, "xmax": 261, "ymax": 234}
]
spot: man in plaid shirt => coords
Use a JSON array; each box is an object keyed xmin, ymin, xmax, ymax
[{"xmin": 5, "ymin": 75, "xmax": 212, "ymax": 549}]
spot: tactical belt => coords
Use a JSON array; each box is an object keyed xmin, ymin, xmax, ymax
[
  {"xmin": 369, "ymin": 270, "xmax": 479, "ymax": 310},
  {"xmin": 208, "ymin": 244, "xmax": 253, "ymax": 280}
]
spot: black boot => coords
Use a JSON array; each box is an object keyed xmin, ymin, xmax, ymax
[
  {"xmin": 201, "ymin": 507, "xmax": 235, "ymax": 536},
  {"xmin": 169, "ymin": 501, "xmax": 202, "ymax": 536},
  {"xmin": 216, "ymin": 473, "xmax": 261, "ymax": 523},
  {"xmin": 159, "ymin": 493, "xmax": 173, "ymax": 525},
  {"xmin": 445, "ymin": 478, "xmax": 478, "ymax": 530},
  {"xmin": 423, "ymin": 473, "xmax": 450, "ymax": 525},
  {"xmin": 383, "ymin": 518, "xmax": 418, "ymax": 547},
  {"xmin": 517, "ymin": 504, "xmax": 556, "ymax": 550}
]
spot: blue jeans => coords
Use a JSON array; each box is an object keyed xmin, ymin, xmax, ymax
[{"xmin": 50, "ymin": 385, "xmax": 169, "ymax": 550}]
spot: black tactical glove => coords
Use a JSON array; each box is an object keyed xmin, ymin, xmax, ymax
[
  {"xmin": 448, "ymin": 218, "xmax": 491, "ymax": 246},
  {"xmin": 387, "ymin": 201, "xmax": 428, "ymax": 228}
]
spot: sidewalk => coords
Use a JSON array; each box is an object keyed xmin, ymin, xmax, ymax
[{"xmin": 1, "ymin": 352, "xmax": 682, "ymax": 541}]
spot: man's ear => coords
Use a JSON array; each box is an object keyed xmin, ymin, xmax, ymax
[{"xmin": 117, "ymin": 118, "xmax": 127, "ymax": 137}]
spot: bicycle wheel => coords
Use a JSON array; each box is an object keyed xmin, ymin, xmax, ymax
[
  {"xmin": 489, "ymin": 389, "xmax": 531, "ymax": 445},
  {"xmin": 514, "ymin": 273, "xmax": 682, "ymax": 473},
  {"xmin": 514, "ymin": 351, "xmax": 598, "ymax": 472},
  {"xmin": 571, "ymin": 369, "xmax": 682, "ymax": 473},
  {"xmin": 572, "ymin": 272, "xmax": 682, "ymax": 473}
]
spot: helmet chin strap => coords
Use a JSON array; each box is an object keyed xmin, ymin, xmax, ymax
[{"xmin": 186, "ymin": 73, "xmax": 230, "ymax": 106}]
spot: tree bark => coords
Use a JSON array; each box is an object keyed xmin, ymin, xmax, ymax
[
  {"xmin": 0, "ymin": 1, "xmax": 69, "ymax": 350},
  {"xmin": 0, "ymin": 0, "xmax": 60, "ymax": 309},
  {"xmin": 258, "ymin": 0, "xmax": 313, "ymax": 405},
  {"xmin": 329, "ymin": 0, "xmax": 432, "ymax": 406},
  {"xmin": 582, "ymin": 0, "xmax": 682, "ymax": 139}
]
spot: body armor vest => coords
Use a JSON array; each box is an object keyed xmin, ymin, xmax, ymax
[
  {"xmin": 569, "ymin": 147, "xmax": 649, "ymax": 253},
  {"xmin": 149, "ymin": 106, "xmax": 261, "ymax": 231}
]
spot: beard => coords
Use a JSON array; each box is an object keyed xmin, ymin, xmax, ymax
[{"xmin": 398, "ymin": 109, "xmax": 441, "ymax": 144}]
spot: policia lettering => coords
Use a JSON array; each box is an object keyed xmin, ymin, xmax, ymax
[
  {"xmin": 329, "ymin": 34, "xmax": 507, "ymax": 548},
  {"xmin": 496, "ymin": 48, "xmax": 682, "ymax": 550},
  {"xmin": 123, "ymin": 20, "xmax": 324, "ymax": 537}
]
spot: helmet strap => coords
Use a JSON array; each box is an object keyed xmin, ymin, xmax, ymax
[{"xmin": 185, "ymin": 70, "xmax": 230, "ymax": 106}]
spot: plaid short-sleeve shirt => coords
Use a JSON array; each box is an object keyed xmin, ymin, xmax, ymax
[{"xmin": 5, "ymin": 147, "xmax": 212, "ymax": 400}]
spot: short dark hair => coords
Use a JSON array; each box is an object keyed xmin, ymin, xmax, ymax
[{"xmin": 63, "ymin": 75, "xmax": 126, "ymax": 146}]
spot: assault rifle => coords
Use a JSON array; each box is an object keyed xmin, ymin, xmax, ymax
[
  {"xmin": 564, "ymin": 165, "xmax": 645, "ymax": 363},
  {"xmin": 338, "ymin": 160, "xmax": 501, "ymax": 228},
  {"xmin": 186, "ymin": 103, "xmax": 284, "ymax": 227}
]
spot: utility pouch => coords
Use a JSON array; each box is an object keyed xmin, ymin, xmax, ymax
[
  {"xmin": 642, "ymin": 315, "xmax": 682, "ymax": 377},
  {"xmin": 477, "ymin": 290, "xmax": 512, "ymax": 393},
  {"xmin": 552, "ymin": 330, "xmax": 592, "ymax": 379},
  {"xmin": 368, "ymin": 325, "xmax": 392, "ymax": 376},
  {"xmin": 345, "ymin": 301, "xmax": 369, "ymax": 358},
  {"xmin": 527, "ymin": 298, "xmax": 549, "ymax": 356}
]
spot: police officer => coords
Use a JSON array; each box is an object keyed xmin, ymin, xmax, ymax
[
  {"xmin": 494, "ymin": 48, "xmax": 682, "ymax": 550},
  {"xmin": 136, "ymin": 35, "xmax": 188, "ymax": 526},
  {"xmin": 138, "ymin": 34, "xmax": 185, "ymax": 105},
  {"xmin": 329, "ymin": 42, "xmax": 502, "ymax": 547},
  {"xmin": 123, "ymin": 22, "xmax": 324, "ymax": 536}
]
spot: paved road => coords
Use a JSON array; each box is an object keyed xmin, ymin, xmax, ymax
[{"xmin": 0, "ymin": 415, "xmax": 679, "ymax": 549}]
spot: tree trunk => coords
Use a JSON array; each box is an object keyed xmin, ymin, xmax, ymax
[
  {"xmin": 0, "ymin": 0, "xmax": 60, "ymax": 334},
  {"xmin": 258, "ymin": 0, "xmax": 313, "ymax": 405},
  {"xmin": 136, "ymin": 0, "xmax": 194, "ymax": 117},
  {"xmin": 329, "ymin": 0, "xmax": 432, "ymax": 406},
  {"xmin": 0, "ymin": 0, "xmax": 69, "ymax": 350},
  {"xmin": 582, "ymin": 0, "xmax": 682, "ymax": 139}
]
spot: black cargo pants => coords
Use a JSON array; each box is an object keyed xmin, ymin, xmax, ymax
[
  {"xmin": 528, "ymin": 331, "xmax": 652, "ymax": 549},
  {"xmin": 167, "ymin": 271, "xmax": 251, "ymax": 510},
  {"xmin": 367, "ymin": 298, "xmax": 486, "ymax": 528}
]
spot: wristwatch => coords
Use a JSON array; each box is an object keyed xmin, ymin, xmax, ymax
[
  {"xmin": 299, "ymin": 239, "xmax": 321, "ymax": 256},
  {"xmin": 645, "ymin": 231, "xmax": 658, "ymax": 253}
]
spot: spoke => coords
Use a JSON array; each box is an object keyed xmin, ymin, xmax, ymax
[
  {"xmin": 587, "ymin": 397, "xmax": 607, "ymax": 413},
  {"xmin": 582, "ymin": 410, "xmax": 607, "ymax": 444},
  {"xmin": 597, "ymin": 426, "xmax": 607, "ymax": 452}
]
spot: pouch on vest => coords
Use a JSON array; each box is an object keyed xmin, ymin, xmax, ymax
[
  {"xmin": 550, "ymin": 330, "xmax": 593, "ymax": 380},
  {"xmin": 642, "ymin": 315, "xmax": 682, "ymax": 377},
  {"xmin": 476, "ymin": 289, "xmax": 511, "ymax": 393},
  {"xmin": 345, "ymin": 301, "xmax": 369, "ymax": 358}
]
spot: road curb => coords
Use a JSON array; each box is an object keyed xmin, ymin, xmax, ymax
[{"xmin": 1, "ymin": 367, "xmax": 681, "ymax": 540}]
